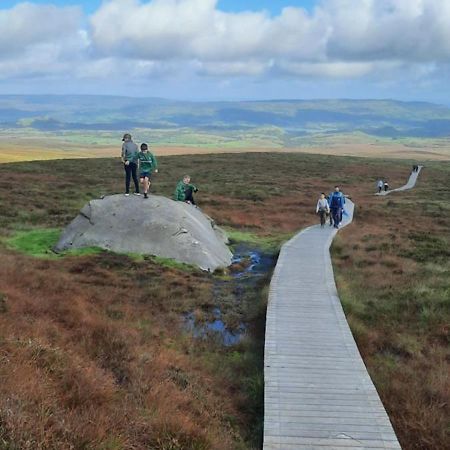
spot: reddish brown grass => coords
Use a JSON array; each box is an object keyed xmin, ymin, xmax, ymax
[
  {"xmin": 0, "ymin": 252, "xmax": 238, "ymax": 449},
  {"xmin": 0, "ymin": 154, "xmax": 448, "ymax": 449},
  {"xmin": 333, "ymin": 166, "xmax": 450, "ymax": 449}
]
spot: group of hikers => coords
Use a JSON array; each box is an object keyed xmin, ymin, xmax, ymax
[
  {"xmin": 315, "ymin": 186, "xmax": 346, "ymax": 229},
  {"xmin": 121, "ymin": 133, "xmax": 198, "ymax": 204},
  {"xmin": 123, "ymin": 132, "xmax": 347, "ymax": 226},
  {"xmin": 376, "ymin": 165, "xmax": 420, "ymax": 194},
  {"xmin": 318, "ymin": 165, "xmax": 421, "ymax": 228}
]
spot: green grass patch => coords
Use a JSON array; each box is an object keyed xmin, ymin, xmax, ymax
[
  {"xmin": 226, "ymin": 229, "xmax": 292, "ymax": 253},
  {"xmin": 401, "ymin": 232, "xmax": 450, "ymax": 262},
  {"xmin": 147, "ymin": 255, "xmax": 198, "ymax": 272},
  {"xmin": 5, "ymin": 228, "xmax": 61, "ymax": 258},
  {"xmin": 5, "ymin": 228, "xmax": 104, "ymax": 258}
]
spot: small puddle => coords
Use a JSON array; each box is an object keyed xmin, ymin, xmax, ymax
[
  {"xmin": 185, "ymin": 244, "xmax": 276, "ymax": 346},
  {"xmin": 185, "ymin": 308, "xmax": 246, "ymax": 346}
]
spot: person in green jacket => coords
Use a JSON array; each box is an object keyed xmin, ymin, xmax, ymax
[
  {"xmin": 174, "ymin": 175, "xmax": 198, "ymax": 205},
  {"xmin": 137, "ymin": 143, "xmax": 158, "ymax": 199}
]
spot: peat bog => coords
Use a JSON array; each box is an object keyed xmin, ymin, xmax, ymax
[{"xmin": 0, "ymin": 153, "xmax": 448, "ymax": 449}]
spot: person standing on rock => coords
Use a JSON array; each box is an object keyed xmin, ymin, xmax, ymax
[
  {"xmin": 137, "ymin": 143, "xmax": 158, "ymax": 199},
  {"xmin": 174, "ymin": 175, "xmax": 198, "ymax": 205},
  {"xmin": 316, "ymin": 193, "xmax": 330, "ymax": 228},
  {"xmin": 328, "ymin": 186, "xmax": 346, "ymax": 229},
  {"xmin": 121, "ymin": 133, "xmax": 140, "ymax": 196}
]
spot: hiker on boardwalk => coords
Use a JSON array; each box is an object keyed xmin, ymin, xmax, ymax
[
  {"xmin": 121, "ymin": 133, "xmax": 140, "ymax": 196},
  {"xmin": 137, "ymin": 143, "xmax": 158, "ymax": 199},
  {"xmin": 328, "ymin": 186, "xmax": 346, "ymax": 229},
  {"xmin": 316, "ymin": 193, "xmax": 330, "ymax": 228},
  {"xmin": 174, "ymin": 175, "xmax": 198, "ymax": 205},
  {"xmin": 384, "ymin": 181, "xmax": 389, "ymax": 192},
  {"xmin": 377, "ymin": 179, "xmax": 384, "ymax": 194}
]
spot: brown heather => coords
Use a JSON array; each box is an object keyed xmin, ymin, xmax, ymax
[{"xmin": 0, "ymin": 153, "xmax": 448, "ymax": 449}]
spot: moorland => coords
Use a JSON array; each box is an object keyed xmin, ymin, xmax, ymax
[{"xmin": 0, "ymin": 153, "xmax": 448, "ymax": 449}]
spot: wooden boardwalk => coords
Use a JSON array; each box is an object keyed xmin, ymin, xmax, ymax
[
  {"xmin": 263, "ymin": 169, "xmax": 423, "ymax": 449},
  {"xmin": 263, "ymin": 188, "xmax": 413, "ymax": 448},
  {"xmin": 377, "ymin": 166, "xmax": 423, "ymax": 196}
]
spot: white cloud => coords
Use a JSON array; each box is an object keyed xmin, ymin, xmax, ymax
[
  {"xmin": 276, "ymin": 61, "xmax": 375, "ymax": 78},
  {"xmin": 1, "ymin": 0, "xmax": 450, "ymax": 99},
  {"xmin": 323, "ymin": 0, "xmax": 450, "ymax": 62},
  {"xmin": 0, "ymin": 3, "xmax": 82, "ymax": 56},
  {"xmin": 88, "ymin": 0, "xmax": 450, "ymax": 79}
]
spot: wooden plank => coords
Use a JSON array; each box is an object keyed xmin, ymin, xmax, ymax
[{"xmin": 263, "ymin": 179, "xmax": 414, "ymax": 448}]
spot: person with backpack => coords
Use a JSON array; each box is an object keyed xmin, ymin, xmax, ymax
[
  {"xmin": 137, "ymin": 143, "xmax": 158, "ymax": 199},
  {"xmin": 121, "ymin": 133, "xmax": 140, "ymax": 196},
  {"xmin": 174, "ymin": 175, "xmax": 198, "ymax": 205},
  {"xmin": 328, "ymin": 186, "xmax": 346, "ymax": 229},
  {"xmin": 316, "ymin": 193, "xmax": 330, "ymax": 228}
]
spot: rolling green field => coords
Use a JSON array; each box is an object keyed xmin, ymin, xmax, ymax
[{"xmin": 1, "ymin": 96, "xmax": 450, "ymax": 163}]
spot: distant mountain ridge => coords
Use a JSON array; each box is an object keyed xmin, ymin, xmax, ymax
[{"xmin": 1, "ymin": 95, "xmax": 449, "ymax": 139}]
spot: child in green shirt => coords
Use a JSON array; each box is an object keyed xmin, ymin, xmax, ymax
[
  {"xmin": 174, "ymin": 175, "xmax": 198, "ymax": 205},
  {"xmin": 137, "ymin": 143, "xmax": 158, "ymax": 199}
]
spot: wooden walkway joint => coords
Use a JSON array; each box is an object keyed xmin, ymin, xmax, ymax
[{"xmin": 263, "ymin": 169, "xmax": 424, "ymax": 449}]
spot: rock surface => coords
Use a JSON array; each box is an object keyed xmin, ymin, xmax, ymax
[{"xmin": 54, "ymin": 194, "xmax": 233, "ymax": 271}]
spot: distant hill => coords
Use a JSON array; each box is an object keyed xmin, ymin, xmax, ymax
[{"xmin": 1, "ymin": 95, "xmax": 450, "ymax": 139}]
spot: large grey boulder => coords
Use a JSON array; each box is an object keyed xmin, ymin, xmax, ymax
[{"xmin": 54, "ymin": 194, "xmax": 233, "ymax": 271}]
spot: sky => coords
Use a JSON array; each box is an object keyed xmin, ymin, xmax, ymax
[{"xmin": 1, "ymin": 0, "xmax": 450, "ymax": 103}]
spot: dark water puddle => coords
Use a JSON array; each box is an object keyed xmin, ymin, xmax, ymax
[
  {"xmin": 185, "ymin": 244, "xmax": 276, "ymax": 346},
  {"xmin": 185, "ymin": 308, "xmax": 246, "ymax": 346}
]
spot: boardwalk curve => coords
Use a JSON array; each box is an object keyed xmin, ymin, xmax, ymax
[
  {"xmin": 264, "ymin": 168, "xmax": 423, "ymax": 449},
  {"xmin": 377, "ymin": 166, "xmax": 423, "ymax": 196},
  {"xmin": 263, "ymin": 183, "xmax": 421, "ymax": 447}
]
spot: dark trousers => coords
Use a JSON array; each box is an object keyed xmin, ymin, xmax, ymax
[
  {"xmin": 331, "ymin": 207, "xmax": 342, "ymax": 226},
  {"xmin": 124, "ymin": 162, "xmax": 139, "ymax": 194},
  {"xmin": 184, "ymin": 187, "xmax": 196, "ymax": 205},
  {"xmin": 318, "ymin": 209, "xmax": 327, "ymax": 226}
]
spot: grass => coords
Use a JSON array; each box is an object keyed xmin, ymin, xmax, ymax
[
  {"xmin": 3, "ymin": 228, "xmax": 105, "ymax": 259},
  {"xmin": 5, "ymin": 228, "xmax": 61, "ymax": 257},
  {"xmin": 149, "ymin": 255, "xmax": 198, "ymax": 272},
  {"xmin": 226, "ymin": 229, "xmax": 294, "ymax": 253},
  {"xmin": 332, "ymin": 162, "xmax": 450, "ymax": 449},
  {"xmin": 0, "ymin": 153, "xmax": 448, "ymax": 449}
]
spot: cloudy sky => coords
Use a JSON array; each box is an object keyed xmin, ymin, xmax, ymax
[{"xmin": 1, "ymin": 0, "xmax": 450, "ymax": 103}]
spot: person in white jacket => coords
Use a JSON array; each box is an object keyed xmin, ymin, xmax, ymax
[
  {"xmin": 377, "ymin": 179, "xmax": 384, "ymax": 193},
  {"xmin": 316, "ymin": 193, "xmax": 330, "ymax": 228}
]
